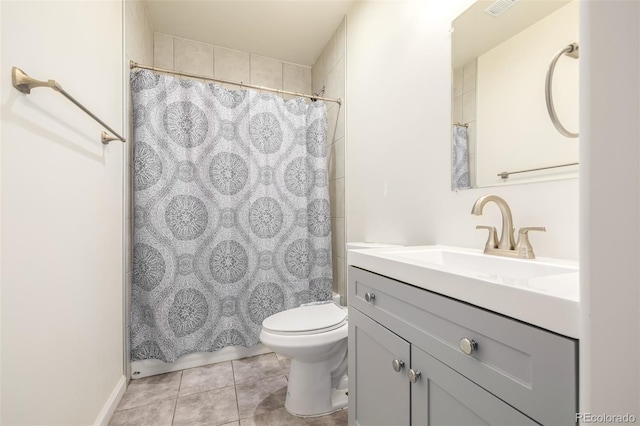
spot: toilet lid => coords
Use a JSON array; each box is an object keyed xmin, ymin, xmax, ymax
[{"xmin": 262, "ymin": 303, "xmax": 347, "ymax": 335}]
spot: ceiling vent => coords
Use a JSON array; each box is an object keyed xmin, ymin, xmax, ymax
[{"xmin": 484, "ymin": 0, "xmax": 520, "ymax": 17}]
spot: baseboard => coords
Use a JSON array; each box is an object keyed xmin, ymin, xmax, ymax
[{"xmin": 94, "ymin": 375, "xmax": 127, "ymax": 426}]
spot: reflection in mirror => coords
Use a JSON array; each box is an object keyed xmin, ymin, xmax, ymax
[{"xmin": 451, "ymin": 0, "xmax": 579, "ymax": 189}]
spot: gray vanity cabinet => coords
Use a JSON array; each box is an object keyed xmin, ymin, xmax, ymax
[
  {"xmin": 349, "ymin": 308, "xmax": 536, "ymax": 426},
  {"xmin": 347, "ymin": 266, "xmax": 578, "ymax": 426},
  {"xmin": 349, "ymin": 308, "xmax": 410, "ymax": 426}
]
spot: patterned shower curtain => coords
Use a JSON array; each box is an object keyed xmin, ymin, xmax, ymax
[
  {"xmin": 130, "ymin": 69, "xmax": 333, "ymax": 363},
  {"xmin": 452, "ymin": 124, "xmax": 471, "ymax": 191}
]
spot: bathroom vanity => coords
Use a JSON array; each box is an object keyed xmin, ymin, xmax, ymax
[{"xmin": 347, "ymin": 246, "xmax": 579, "ymax": 425}]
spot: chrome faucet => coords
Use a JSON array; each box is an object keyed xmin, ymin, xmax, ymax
[{"xmin": 471, "ymin": 195, "xmax": 546, "ymax": 259}]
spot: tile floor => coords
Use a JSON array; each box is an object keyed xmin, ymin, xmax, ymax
[{"xmin": 109, "ymin": 353, "xmax": 348, "ymax": 426}]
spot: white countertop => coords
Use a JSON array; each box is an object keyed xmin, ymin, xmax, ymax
[{"xmin": 347, "ymin": 245, "xmax": 580, "ymax": 339}]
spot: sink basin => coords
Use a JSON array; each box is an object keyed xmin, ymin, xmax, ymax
[
  {"xmin": 346, "ymin": 245, "xmax": 580, "ymax": 338},
  {"xmin": 388, "ymin": 247, "xmax": 576, "ymax": 281}
]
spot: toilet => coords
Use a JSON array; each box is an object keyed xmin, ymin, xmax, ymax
[
  {"xmin": 260, "ymin": 302, "xmax": 348, "ymax": 417},
  {"xmin": 260, "ymin": 242, "xmax": 398, "ymax": 417}
]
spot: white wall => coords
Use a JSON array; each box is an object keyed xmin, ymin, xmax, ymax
[
  {"xmin": 346, "ymin": 0, "xmax": 578, "ymax": 261},
  {"xmin": 1, "ymin": 1, "xmax": 125, "ymax": 424},
  {"xmin": 580, "ymin": 1, "xmax": 640, "ymax": 418}
]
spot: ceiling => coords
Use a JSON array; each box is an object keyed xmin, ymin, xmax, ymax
[{"xmin": 145, "ymin": 0, "xmax": 356, "ymax": 67}]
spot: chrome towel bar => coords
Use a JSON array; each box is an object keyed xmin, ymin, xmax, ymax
[
  {"xmin": 545, "ymin": 43, "xmax": 579, "ymax": 138},
  {"xmin": 498, "ymin": 162, "xmax": 579, "ymax": 180},
  {"xmin": 11, "ymin": 67, "xmax": 125, "ymax": 145}
]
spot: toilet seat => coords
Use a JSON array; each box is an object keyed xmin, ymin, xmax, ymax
[{"xmin": 262, "ymin": 303, "xmax": 347, "ymax": 336}]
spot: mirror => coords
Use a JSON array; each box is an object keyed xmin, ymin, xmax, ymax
[{"xmin": 451, "ymin": 0, "xmax": 579, "ymax": 189}]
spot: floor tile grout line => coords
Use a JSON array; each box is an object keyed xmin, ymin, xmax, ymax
[
  {"xmin": 163, "ymin": 384, "xmax": 240, "ymax": 426},
  {"xmin": 234, "ymin": 370, "xmax": 287, "ymax": 387},
  {"xmin": 176, "ymin": 370, "xmax": 184, "ymax": 397},
  {"xmin": 175, "ymin": 382, "xmax": 235, "ymax": 399},
  {"xmin": 115, "ymin": 394, "xmax": 179, "ymax": 414},
  {"xmin": 233, "ymin": 353, "xmax": 284, "ymax": 386},
  {"xmin": 170, "ymin": 397, "xmax": 178, "ymax": 426},
  {"xmin": 112, "ymin": 396, "xmax": 178, "ymax": 422},
  {"xmin": 232, "ymin": 359, "xmax": 241, "ymax": 425},
  {"xmin": 236, "ymin": 373, "xmax": 290, "ymax": 421},
  {"xmin": 171, "ymin": 371, "xmax": 183, "ymax": 426},
  {"xmin": 231, "ymin": 358, "xmax": 238, "ymax": 384}
]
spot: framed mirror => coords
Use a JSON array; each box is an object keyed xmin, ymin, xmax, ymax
[{"xmin": 451, "ymin": 0, "xmax": 579, "ymax": 190}]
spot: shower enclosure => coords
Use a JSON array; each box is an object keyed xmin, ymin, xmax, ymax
[{"xmin": 130, "ymin": 68, "xmax": 334, "ymax": 376}]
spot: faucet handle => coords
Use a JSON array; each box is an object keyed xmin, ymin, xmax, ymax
[
  {"xmin": 516, "ymin": 227, "xmax": 546, "ymax": 259},
  {"xmin": 476, "ymin": 225, "xmax": 498, "ymax": 250}
]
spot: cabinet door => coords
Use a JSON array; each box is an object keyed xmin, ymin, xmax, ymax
[
  {"xmin": 349, "ymin": 308, "xmax": 410, "ymax": 426},
  {"xmin": 411, "ymin": 346, "xmax": 539, "ymax": 426}
]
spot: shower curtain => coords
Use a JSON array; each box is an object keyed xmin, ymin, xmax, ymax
[
  {"xmin": 452, "ymin": 124, "xmax": 471, "ymax": 191},
  {"xmin": 130, "ymin": 69, "xmax": 333, "ymax": 363}
]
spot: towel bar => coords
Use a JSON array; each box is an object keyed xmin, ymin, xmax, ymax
[
  {"xmin": 11, "ymin": 67, "xmax": 126, "ymax": 145},
  {"xmin": 545, "ymin": 43, "xmax": 579, "ymax": 138}
]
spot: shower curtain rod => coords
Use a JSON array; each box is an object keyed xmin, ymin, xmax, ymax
[{"xmin": 130, "ymin": 61, "xmax": 342, "ymax": 105}]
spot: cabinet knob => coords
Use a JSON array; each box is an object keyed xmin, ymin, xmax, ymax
[
  {"xmin": 392, "ymin": 359, "xmax": 405, "ymax": 372},
  {"xmin": 407, "ymin": 369, "xmax": 421, "ymax": 383},
  {"xmin": 364, "ymin": 292, "xmax": 376, "ymax": 303},
  {"xmin": 459, "ymin": 338, "xmax": 478, "ymax": 355}
]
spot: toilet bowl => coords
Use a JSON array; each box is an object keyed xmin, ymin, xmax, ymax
[
  {"xmin": 260, "ymin": 302, "xmax": 348, "ymax": 417},
  {"xmin": 260, "ymin": 242, "xmax": 399, "ymax": 417}
]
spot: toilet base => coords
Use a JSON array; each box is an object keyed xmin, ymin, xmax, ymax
[
  {"xmin": 283, "ymin": 358, "xmax": 349, "ymax": 417},
  {"xmin": 285, "ymin": 380, "xmax": 349, "ymax": 417}
]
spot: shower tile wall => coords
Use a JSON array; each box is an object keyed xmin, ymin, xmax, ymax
[
  {"xmin": 153, "ymin": 33, "xmax": 311, "ymax": 96},
  {"xmin": 312, "ymin": 19, "xmax": 346, "ymax": 303},
  {"xmin": 452, "ymin": 59, "xmax": 476, "ymax": 187}
]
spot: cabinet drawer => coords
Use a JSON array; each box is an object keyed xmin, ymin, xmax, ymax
[{"xmin": 348, "ymin": 266, "xmax": 577, "ymax": 426}]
